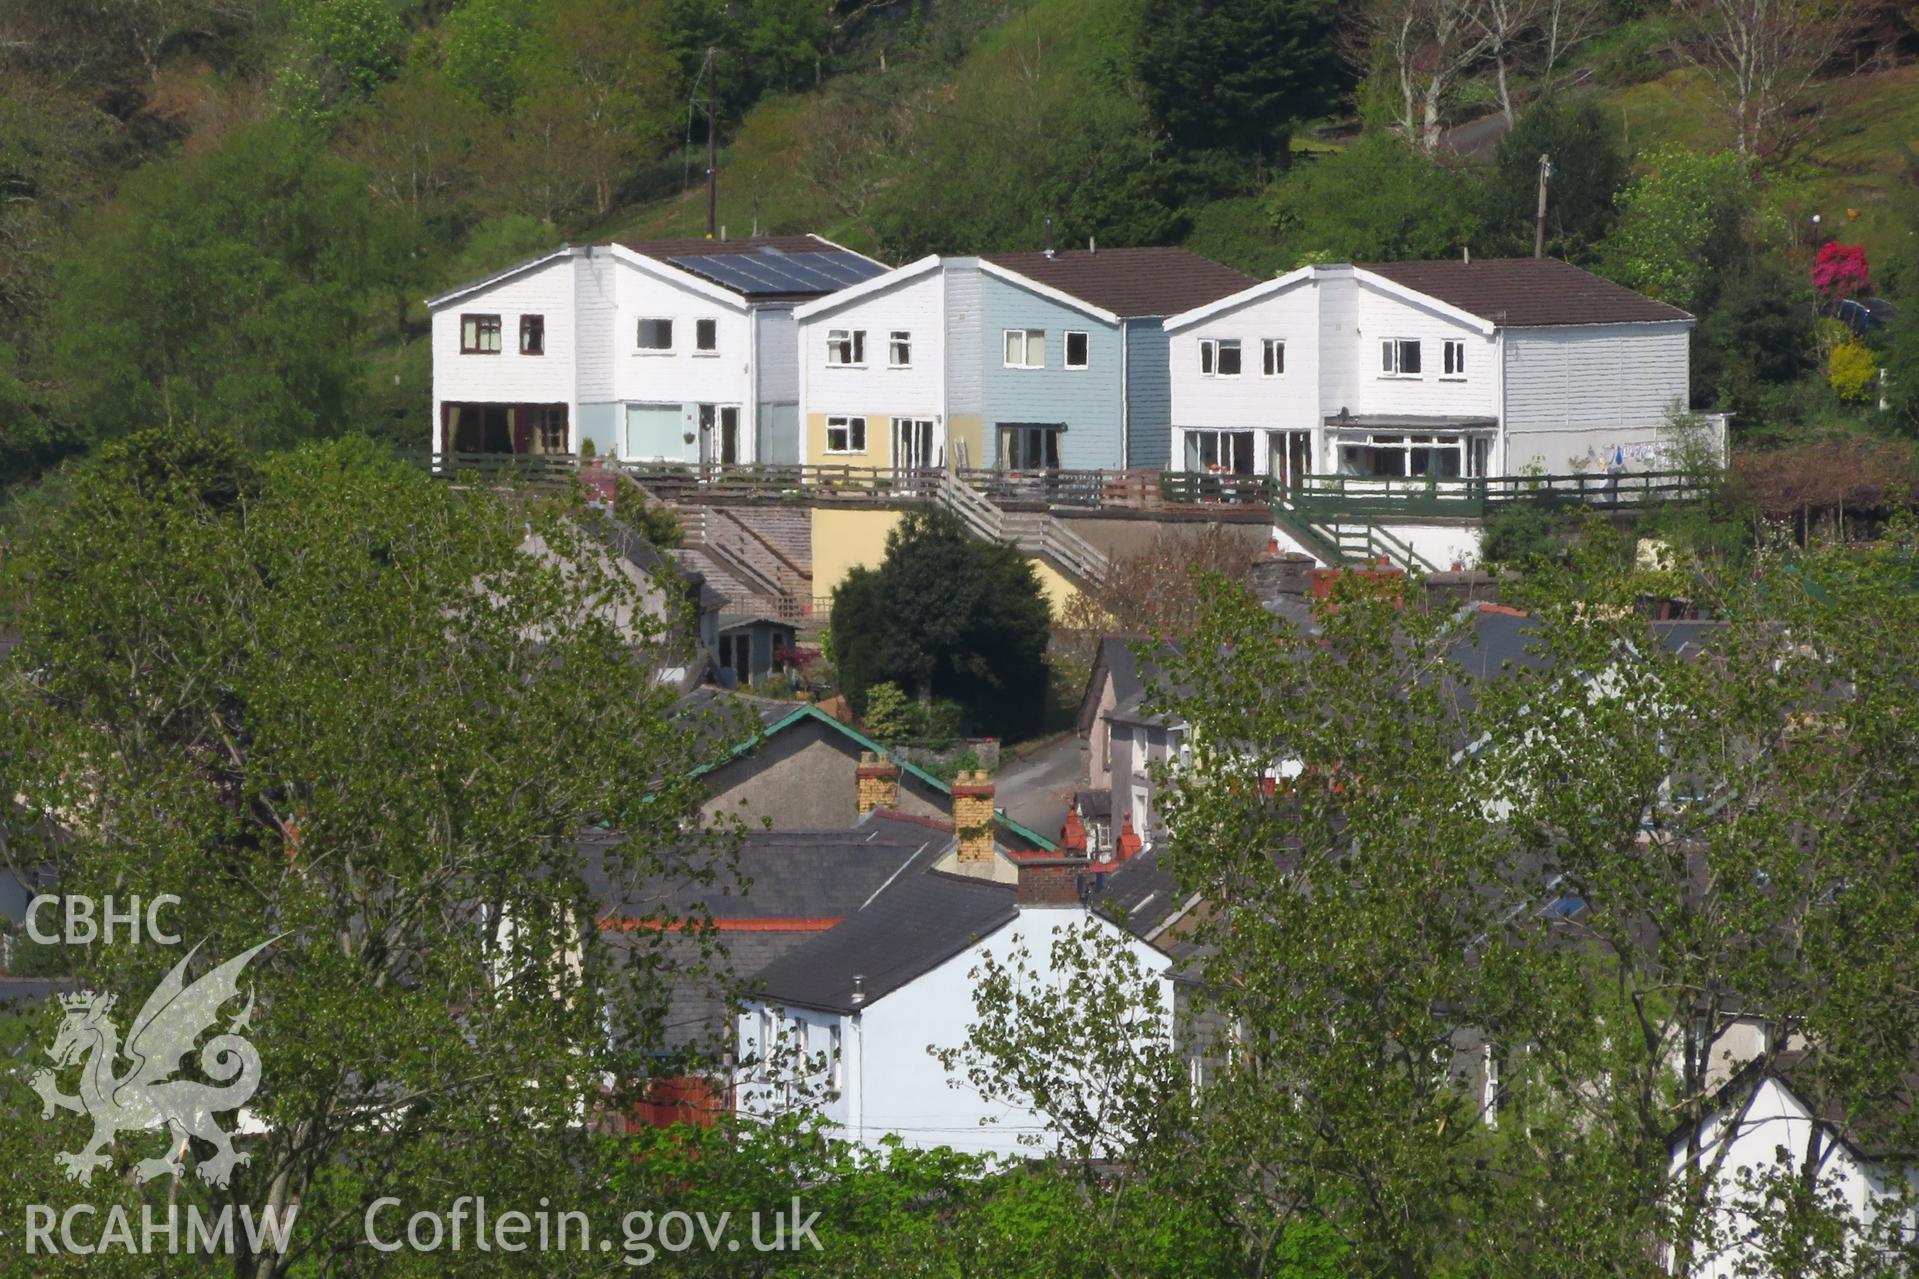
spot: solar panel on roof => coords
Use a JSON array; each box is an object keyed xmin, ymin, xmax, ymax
[{"xmin": 666, "ymin": 250, "xmax": 886, "ymax": 296}]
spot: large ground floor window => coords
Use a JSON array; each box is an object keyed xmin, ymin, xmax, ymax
[
  {"xmin": 998, "ymin": 423, "xmax": 1062, "ymax": 470},
  {"xmin": 442, "ymin": 402, "xmax": 569, "ymax": 455},
  {"xmin": 1184, "ymin": 429, "xmax": 1257, "ymax": 475},
  {"xmin": 1336, "ymin": 433, "xmax": 1493, "ymax": 479}
]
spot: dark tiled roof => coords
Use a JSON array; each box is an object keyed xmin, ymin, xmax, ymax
[
  {"xmin": 986, "ymin": 248, "xmax": 1257, "ymax": 319},
  {"xmin": 1360, "ymin": 257, "xmax": 1694, "ymax": 327},
  {"xmin": 747, "ymin": 867, "xmax": 1018, "ymax": 1012}
]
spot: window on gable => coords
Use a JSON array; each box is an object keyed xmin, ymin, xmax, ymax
[
  {"xmin": 461, "ymin": 314, "xmax": 502, "ymax": 354},
  {"xmin": 826, "ymin": 415, "xmax": 867, "ymax": 453},
  {"xmin": 888, "ymin": 330, "xmax": 911, "ymax": 367},
  {"xmin": 1065, "ymin": 330, "xmax": 1089, "ymax": 369},
  {"xmin": 637, "ymin": 317, "xmax": 673, "ymax": 350},
  {"xmin": 1003, "ymin": 328, "xmax": 1045, "ymax": 368},
  {"xmin": 519, "ymin": 314, "xmax": 545, "ymax": 355},
  {"xmin": 1443, "ymin": 339, "xmax": 1466, "ymax": 377},
  {"xmin": 1200, "ymin": 338, "xmax": 1241, "ymax": 376},
  {"xmin": 1381, "ymin": 338, "xmax": 1422, "ymax": 375},
  {"xmin": 1262, "ymin": 338, "xmax": 1284, "ymax": 376},
  {"xmin": 827, "ymin": 328, "xmax": 866, "ymax": 365},
  {"xmin": 696, "ymin": 318, "xmax": 718, "ymax": 352}
]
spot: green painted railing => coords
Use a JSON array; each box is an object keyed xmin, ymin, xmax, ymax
[{"xmin": 1286, "ymin": 470, "xmax": 1709, "ymax": 518}]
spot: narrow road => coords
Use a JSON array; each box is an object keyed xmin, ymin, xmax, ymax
[{"xmin": 992, "ymin": 732, "xmax": 1085, "ymax": 844}]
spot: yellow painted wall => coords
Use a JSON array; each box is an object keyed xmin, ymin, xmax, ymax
[
  {"xmin": 811, "ymin": 506, "xmax": 1082, "ymax": 621},
  {"xmin": 1029, "ymin": 559, "xmax": 1081, "ymax": 618},
  {"xmin": 811, "ymin": 507, "xmax": 904, "ymax": 598},
  {"xmin": 947, "ymin": 415, "xmax": 984, "ymax": 468}
]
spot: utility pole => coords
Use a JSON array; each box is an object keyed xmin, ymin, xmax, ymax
[
  {"xmin": 704, "ymin": 47, "xmax": 718, "ymax": 240},
  {"xmin": 1534, "ymin": 153, "xmax": 1551, "ymax": 259}
]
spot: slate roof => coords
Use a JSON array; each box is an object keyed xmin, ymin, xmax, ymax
[
  {"xmin": 1360, "ymin": 257, "xmax": 1694, "ymax": 327},
  {"xmin": 986, "ymin": 248, "xmax": 1258, "ymax": 319},
  {"xmin": 747, "ymin": 867, "xmax": 1018, "ymax": 1013},
  {"xmin": 1087, "ymin": 845, "xmax": 1188, "ymax": 940},
  {"xmin": 589, "ymin": 813, "xmax": 952, "ymax": 1050}
]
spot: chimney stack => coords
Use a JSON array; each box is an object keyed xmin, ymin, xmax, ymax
[
  {"xmin": 951, "ymin": 770, "xmax": 997, "ymax": 864},
  {"xmin": 1250, "ymin": 541, "xmax": 1315, "ymax": 602},
  {"xmin": 1116, "ymin": 814, "xmax": 1142, "ymax": 862},
  {"xmin": 1016, "ymin": 856, "xmax": 1085, "ymax": 907},
  {"xmin": 856, "ymin": 751, "xmax": 900, "ymax": 816}
]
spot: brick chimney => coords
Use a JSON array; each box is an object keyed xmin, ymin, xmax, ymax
[
  {"xmin": 1116, "ymin": 814, "xmax": 1142, "ymax": 861},
  {"xmin": 856, "ymin": 751, "xmax": 900, "ymax": 816},
  {"xmin": 1060, "ymin": 808, "xmax": 1087, "ymax": 854},
  {"xmin": 951, "ymin": 769, "xmax": 996, "ymax": 864},
  {"xmin": 1016, "ymin": 856, "xmax": 1084, "ymax": 907}
]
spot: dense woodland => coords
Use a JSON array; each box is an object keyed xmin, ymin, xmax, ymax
[{"xmin": 7, "ymin": 0, "xmax": 1919, "ymax": 517}]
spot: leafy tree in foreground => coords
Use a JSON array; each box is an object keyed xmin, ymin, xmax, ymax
[
  {"xmin": 830, "ymin": 507, "xmax": 1052, "ymax": 741},
  {"xmin": 0, "ymin": 431, "xmax": 737, "ymax": 1277},
  {"xmin": 950, "ymin": 531, "xmax": 1919, "ymax": 1276}
]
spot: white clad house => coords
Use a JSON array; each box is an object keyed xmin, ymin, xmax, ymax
[
  {"xmin": 734, "ymin": 859, "xmax": 1178, "ymax": 1158},
  {"xmin": 427, "ymin": 235, "xmax": 886, "ymax": 467},
  {"xmin": 1166, "ymin": 257, "xmax": 1709, "ymax": 488}
]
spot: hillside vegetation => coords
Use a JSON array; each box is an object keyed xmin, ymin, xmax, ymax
[{"xmin": 6, "ymin": 0, "xmax": 1919, "ymax": 498}]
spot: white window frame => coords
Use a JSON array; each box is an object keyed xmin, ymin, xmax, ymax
[
  {"xmin": 1003, "ymin": 328, "xmax": 1045, "ymax": 369},
  {"xmin": 693, "ymin": 317, "xmax": 719, "ymax": 355},
  {"xmin": 1064, "ymin": 330, "xmax": 1090, "ymax": 370},
  {"xmin": 1132, "ymin": 725, "xmax": 1148, "ymax": 775},
  {"xmin": 636, "ymin": 317, "xmax": 674, "ymax": 353},
  {"xmin": 888, "ymin": 330, "xmax": 911, "ymax": 368},
  {"xmin": 825, "ymin": 415, "xmax": 867, "ymax": 454},
  {"xmin": 826, "ymin": 328, "xmax": 866, "ymax": 367},
  {"xmin": 1200, "ymin": 338, "xmax": 1242, "ymax": 377},
  {"xmin": 1380, "ymin": 338, "xmax": 1422, "ymax": 377},
  {"xmin": 1442, "ymin": 339, "xmax": 1467, "ymax": 379},
  {"xmin": 1262, "ymin": 338, "xmax": 1285, "ymax": 377}
]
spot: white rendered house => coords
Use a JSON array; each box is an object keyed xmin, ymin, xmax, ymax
[
  {"xmin": 1164, "ymin": 257, "xmax": 1707, "ymax": 488},
  {"xmin": 1669, "ymin": 1060, "xmax": 1918, "ymax": 1276},
  {"xmin": 427, "ymin": 235, "xmax": 885, "ymax": 466},
  {"xmin": 734, "ymin": 861, "xmax": 1177, "ymax": 1158}
]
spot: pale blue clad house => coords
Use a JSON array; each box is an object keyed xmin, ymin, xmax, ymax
[
  {"xmin": 797, "ymin": 246, "xmax": 1255, "ymax": 475},
  {"xmin": 977, "ymin": 248, "xmax": 1255, "ymax": 471}
]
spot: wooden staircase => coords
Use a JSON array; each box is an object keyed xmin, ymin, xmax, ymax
[{"xmin": 936, "ymin": 471, "xmax": 1111, "ymax": 591}]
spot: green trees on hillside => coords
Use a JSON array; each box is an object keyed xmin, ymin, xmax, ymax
[
  {"xmin": 1479, "ymin": 99, "xmax": 1626, "ymax": 261},
  {"xmin": 1134, "ymin": 0, "xmax": 1348, "ymax": 182},
  {"xmin": 1268, "ymin": 132, "xmax": 1481, "ymax": 262},
  {"xmin": 52, "ymin": 121, "xmax": 406, "ymax": 449}
]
